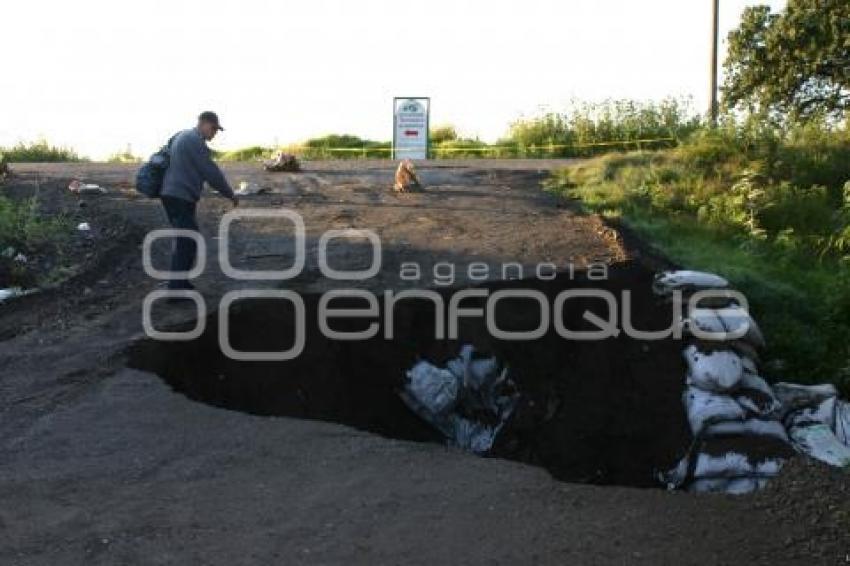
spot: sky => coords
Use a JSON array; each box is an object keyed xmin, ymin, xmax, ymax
[{"xmin": 0, "ymin": 0, "xmax": 787, "ymax": 159}]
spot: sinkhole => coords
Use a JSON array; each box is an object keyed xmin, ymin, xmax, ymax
[{"xmin": 127, "ymin": 263, "xmax": 691, "ymax": 488}]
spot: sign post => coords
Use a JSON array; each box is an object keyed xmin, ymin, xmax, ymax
[{"xmin": 393, "ymin": 97, "xmax": 430, "ymax": 160}]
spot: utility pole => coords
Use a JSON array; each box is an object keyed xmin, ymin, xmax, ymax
[{"xmin": 709, "ymin": 0, "xmax": 720, "ymax": 126}]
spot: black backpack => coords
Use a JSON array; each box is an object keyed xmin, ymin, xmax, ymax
[{"xmin": 135, "ymin": 133, "xmax": 178, "ymax": 198}]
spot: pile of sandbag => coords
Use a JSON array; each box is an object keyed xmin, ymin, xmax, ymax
[
  {"xmin": 774, "ymin": 382, "xmax": 850, "ymax": 467},
  {"xmin": 264, "ymin": 151, "xmax": 300, "ymax": 172},
  {"xmin": 656, "ymin": 271, "xmax": 791, "ymax": 493},
  {"xmin": 656, "ymin": 270, "xmax": 850, "ymax": 493},
  {"xmin": 399, "ymin": 345, "xmax": 519, "ymax": 454}
]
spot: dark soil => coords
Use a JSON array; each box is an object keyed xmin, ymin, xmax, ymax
[
  {"xmin": 129, "ymin": 263, "xmax": 691, "ymax": 488},
  {"xmin": 754, "ymin": 457, "xmax": 850, "ymax": 563}
]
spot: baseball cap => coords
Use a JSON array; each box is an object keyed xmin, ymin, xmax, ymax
[{"xmin": 198, "ymin": 111, "xmax": 225, "ymax": 131}]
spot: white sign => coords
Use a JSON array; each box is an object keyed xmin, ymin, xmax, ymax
[{"xmin": 393, "ymin": 97, "xmax": 429, "ymax": 160}]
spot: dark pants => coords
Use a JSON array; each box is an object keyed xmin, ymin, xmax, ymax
[{"xmin": 161, "ymin": 196, "xmax": 199, "ymax": 289}]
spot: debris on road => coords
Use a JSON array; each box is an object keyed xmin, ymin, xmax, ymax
[
  {"xmin": 393, "ymin": 159, "xmax": 422, "ymax": 193},
  {"xmin": 68, "ymin": 180, "xmax": 108, "ymax": 194},
  {"xmin": 235, "ymin": 180, "xmax": 267, "ymax": 196},
  {"xmin": 400, "ymin": 345, "xmax": 519, "ymax": 454},
  {"xmin": 264, "ymin": 151, "xmax": 301, "ymax": 172}
]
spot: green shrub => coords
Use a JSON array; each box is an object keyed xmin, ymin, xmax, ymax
[
  {"xmin": 549, "ymin": 122, "xmax": 850, "ymax": 392},
  {"xmin": 0, "ymin": 195, "xmax": 69, "ymax": 255},
  {"xmin": 430, "ymin": 125, "xmax": 458, "ymax": 144},
  {"xmin": 106, "ymin": 149, "xmax": 142, "ymax": 163},
  {"xmin": 0, "ymin": 140, "xmax": 85, "ymax": 162}
]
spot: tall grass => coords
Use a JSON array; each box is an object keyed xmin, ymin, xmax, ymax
[
  {"xmin": 548, "ymin": 121, "xmax": 850, "ymax": 393},
  {"xmin": 0, "ymin": 140, "xmax": 85, "ymax": 162},
  {"xmin": 213, "ymin": 99, "xmax": 701, "ymax": 161},
  {"xmin": 294, "ymin": 134, "xmax": 391, "ymax": 159},
  {"xmin": 506, "ymin": 98, "xmax": 701, "ymax": 158}
]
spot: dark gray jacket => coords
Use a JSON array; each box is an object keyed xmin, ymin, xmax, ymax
[{"xmin": 161, "ymin": 128, "xmax": 234, "ymax": 202}]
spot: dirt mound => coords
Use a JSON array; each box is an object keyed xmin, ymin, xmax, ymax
[{"xmin": 753, "ymin": 457, "xmax": 850, "ymax": 562}]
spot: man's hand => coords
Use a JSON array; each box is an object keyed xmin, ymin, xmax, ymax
[{"xmin": 231, "ymin": 195, "xmax": 240, "ymax": 207}]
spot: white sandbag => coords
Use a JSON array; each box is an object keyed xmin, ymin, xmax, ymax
[
  {"xmin": 450, "ymin": 416, "xmax": 500, "ymax": 454},
  {"xmin": 404, "ymin": 361, "xmax": 459, "ymax": 416},
  {"xmin": 445, "ymin": 344, "xmax": 517, "ymax": 416},
  {"xmin": 684, "ymin": 386, "xmax": 746, "ymax": 435},
  {"xmin": 687, "ymin": 477, "xmax": 730, "ymax": 493},
  {"xmin": 685, "ymin": 306, "xmax": 765, "ymax": 349},
  {"xmin": 836, "ymin": 401, "xmax": 850, "ymax": 446},
  {"xmin": 653, "ymin": 270, "xmax": 729, "ymax": 297},
  {"xmin": 691, "ymin": 452, "xmax": 754, "ymax": 479},
  {"xmin": 717, "ymin": 305, "xmax": 765, "ymax": 349},
  {"xmin": 689, "ymin": 477, "xmax": 769, "ymax": 495},
  {"xmin": 788, "ymin": 423, "xmax": 850, "ymax": 467},
  {"xmin": 692, "ymin": 451, "xmax": 783, "ymax": 480},
  {"xmin": 663, "ymin": 449, "xmax": 784, "ymax": 491},
  {"xmin": 729, "ymin": 340, "xmax": 761, "ymax": 365},
  {"xmin": 786, "ymin": 397, "xmax": 837, "ymax": 429},
  {"xmin": 684, "ymin": 309, "xmax": 725, "ymax": 337},
  {"xmin": 683, "ymin": 345, "xmax": 744, "ymax": 392},
  {"xmin": 735, "ymin": 373, "xmax": 781, "ymax": 417},
  {"xmin": 400, "ymin": 347, "xmax": 518, "ymax": 455},
  {"xmin": 772, "ymin": 382, "xmax": 837, "ymax": 412},
  {"xmin": 739, "ymin": 370, "xmax": 773, "ymax": 395},
  {"xmin": 446, "ymin": 344, "xmax": 501, "ymax": 389},
  {"xmin": 705, "ymin": 419, "xmax": 789, "ymax": 443}
]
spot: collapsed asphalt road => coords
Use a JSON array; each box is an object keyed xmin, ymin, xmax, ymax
[{"xmin": 1, "ymin": 161, "xmax": 848, "ymax": 565}]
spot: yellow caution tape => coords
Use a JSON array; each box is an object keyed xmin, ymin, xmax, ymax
[{"xmin": 280, "ymin": 137, "xmax": 677, "ymax": 155}]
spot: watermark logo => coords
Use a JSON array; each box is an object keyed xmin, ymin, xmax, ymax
[{"xmin": 142, "ymin": 207, "xmax": 751, "ymax": 359}]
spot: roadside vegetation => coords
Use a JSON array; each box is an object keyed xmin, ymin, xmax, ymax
[
  {"xmin": 106, "ymin": 148, "xmax": 142, "ymax": 163},
  {"xmin": 548, "ymin": 123, "xmax": 850, "ymax": 392},
  {"xmin": 213, "ymin": 98, "xmax": 701, "ymax": 161},
  {"xmin": 0, "ymin": 193, "xmax": 71, "ymax": 288},
  {"xmin": 549, "ymin": 0, "xmax": 850, "ymax": 393},
  {"xmin": 0, "ymin": 140, "xmax": 85, "ymax": 163}
]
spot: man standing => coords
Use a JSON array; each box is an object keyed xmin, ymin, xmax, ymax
[{"xmin": 161, "ymin": 111, "xmax": 239, "ymax": 290}]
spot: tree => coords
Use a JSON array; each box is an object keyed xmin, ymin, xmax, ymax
[
  {"xmin": 430, "ymin": 125, "xmax": 458, "ymax": 144},
  {"xmin": 722, "ymin": 0, "xmax": 850, "ymax": 120}
]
